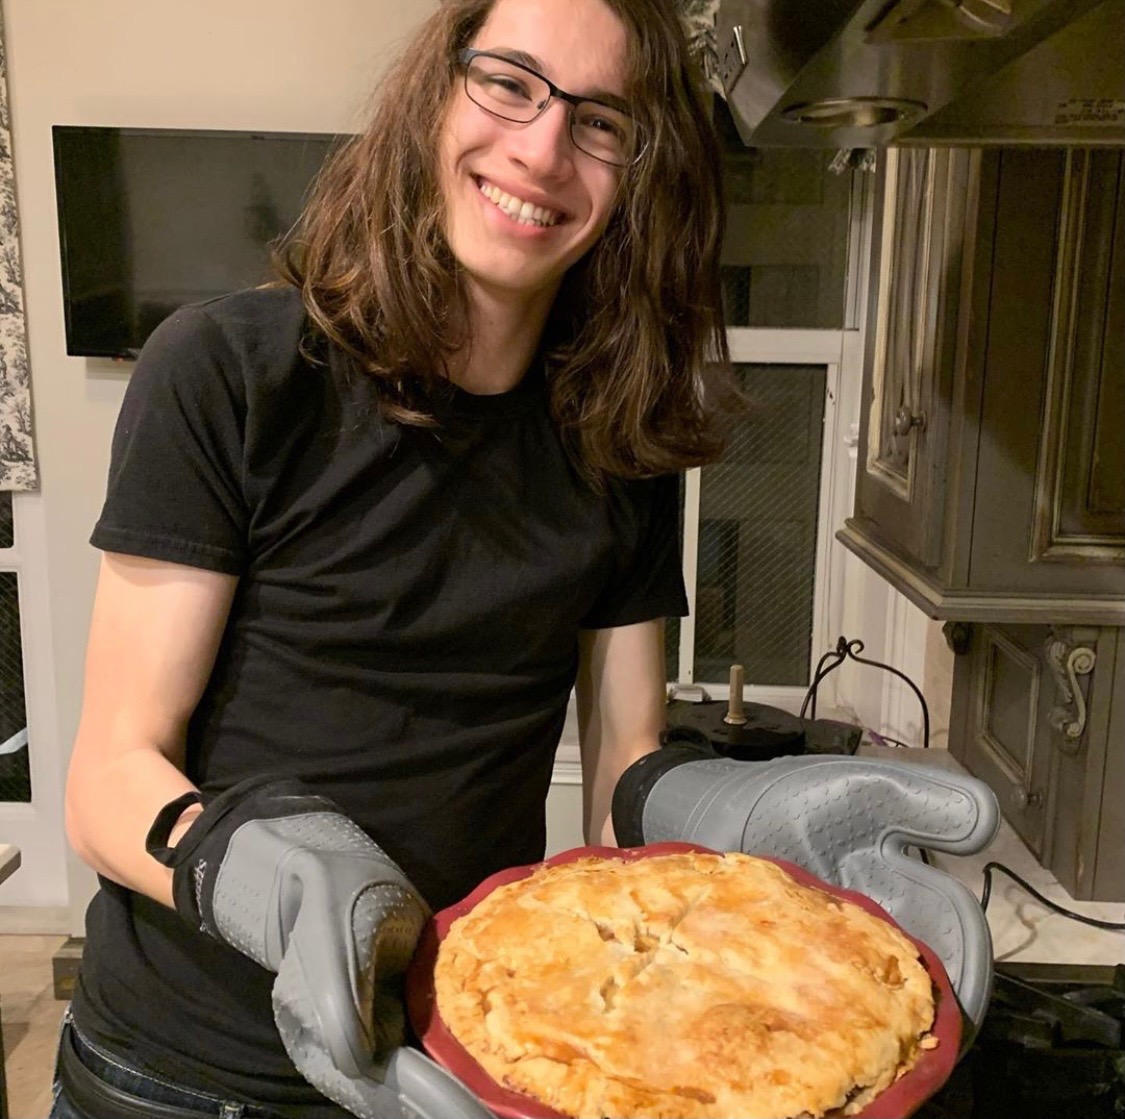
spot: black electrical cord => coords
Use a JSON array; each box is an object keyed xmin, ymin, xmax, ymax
[
  {"xmin": 871, "ymin": 734, "xmax": 915, "ymax": 750},
  {"xmin": 980, "ymin": 860, "xmax": 1125, "ymax": 931},
  {"xmin": 800, "ymin": 636, "xmax": 930, "ymax": 749}
]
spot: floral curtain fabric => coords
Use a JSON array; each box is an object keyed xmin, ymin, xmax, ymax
[
  {"xmin": 0, "ymin": 5, "xmax": 37, "ymax": 491},
  {"xmin": 680, "ymin": 0, "xmax": 721, "ymax": 93}
]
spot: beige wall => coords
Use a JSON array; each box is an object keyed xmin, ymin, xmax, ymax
[{"xmin": 5, "ymin": 0, "xmax": 438, "ymax": 926}]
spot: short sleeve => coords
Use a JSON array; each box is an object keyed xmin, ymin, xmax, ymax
[
  {"xmin": 90, "ymin": 306, "xmax": 249, "ymax": 574},
  {"xmin": 580, "ymin": 473, "xmax": 689, "ymax": 629}
]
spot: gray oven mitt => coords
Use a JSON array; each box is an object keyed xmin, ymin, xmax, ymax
[
  {"xmin": 613, "ymin": 749, "xmax": 1000, "ymax": 1040},
  {"xmin": 147, "ymin": 777, "xmax": 494, "ymax": 1119}
]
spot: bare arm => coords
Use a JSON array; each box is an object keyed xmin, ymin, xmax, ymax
[
  {"xmin": 575, "ymin": 619, "xmax": 668, "ymax": 846},
  {"xmin": 66, "ymin": 552, "xmax": 238, "ymax": 907}
]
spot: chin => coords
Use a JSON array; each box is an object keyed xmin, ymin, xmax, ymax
[{"xmin": 466, "ymin": 264, "xmax": 562, "ymax": 303}]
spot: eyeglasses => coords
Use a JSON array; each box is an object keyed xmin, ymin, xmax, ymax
[{"xmin": 458, "ymin": 48, "xmax": 644, "ymax": 168}]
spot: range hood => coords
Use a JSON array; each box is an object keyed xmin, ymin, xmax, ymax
[{"xmin": 714, "ymin": 0, "xmax": 1125, "ymax": 147}]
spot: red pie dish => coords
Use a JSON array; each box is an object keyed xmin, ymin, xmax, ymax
[{"xmin": 406, "ymin": 842, "xmax": 962, "ymax": 1119}]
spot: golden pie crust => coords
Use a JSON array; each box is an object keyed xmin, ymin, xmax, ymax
[{"xmin": 433, "ymin": 851, "xmax": 937, "ymax": 1119}]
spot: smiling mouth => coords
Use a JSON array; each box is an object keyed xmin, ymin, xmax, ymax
[{"xmin": 476, "ymin": 177, "xmax": 563, "ymax": 227}]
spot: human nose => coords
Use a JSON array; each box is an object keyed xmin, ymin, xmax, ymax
[{"xmin": 507, "ymin": 98, "xmax": 573, "ymax": 178}]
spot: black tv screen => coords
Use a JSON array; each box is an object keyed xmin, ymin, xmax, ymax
[{"xmin": 52, "ymin": 126, "xmax": 338, "ymax": 358}]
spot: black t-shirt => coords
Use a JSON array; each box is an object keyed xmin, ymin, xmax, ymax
[{"xmin": 74, "ymin": 286, "xmax": 687, "ymax": 1116}]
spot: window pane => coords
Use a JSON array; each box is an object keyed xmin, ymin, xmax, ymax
[
  {"xmin": 716, "ymin": 104, "xmax": 854, "ymax": 329},
  {"xmin": 694, "ymin": 364, "xmax": 826, "ymax": 687},
  {"xmin": 0, "ymin": 570, "xmax": 29, "ymax": 803},
  {"xmin": 0, "ymin": 492, "xmax": 12, "ymax": 549}
]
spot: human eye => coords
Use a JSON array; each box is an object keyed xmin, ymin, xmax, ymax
[
  {"xmin": 485, "ymin": 72, "xmax": 532, "ymax": 98},
  {"xmin": 574, "ymin": 105, "xmax": 629, "ymax": 142},
  {"xmin": 469, "ymin": 58, "xmax": 536, "ymax": 105},
  {"xmin": 571, "ymin": 106, "xmax": 634, "ymax": 149}
]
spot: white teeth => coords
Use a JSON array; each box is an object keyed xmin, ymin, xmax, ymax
[{"xmin": 477, "ymin": 180, "xmax": 560, "ymax": 227}]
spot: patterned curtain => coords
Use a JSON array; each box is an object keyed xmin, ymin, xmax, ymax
[
  {"xmin": 678, "ymin": 0, "xmax": 722, "ymax": 94},
  {"xmin": 0, "ymin": 3, "xmax": 37, "ymax": 491}
]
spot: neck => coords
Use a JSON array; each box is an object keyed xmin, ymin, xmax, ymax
[{"xmin": 448, "ymin": 279, "xmax": 557, "ymax": 395}]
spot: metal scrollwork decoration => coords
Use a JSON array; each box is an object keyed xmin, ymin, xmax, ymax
[{"xmin": 1045, "ymin": 637, "xmax": 1096, "ymax": 752}]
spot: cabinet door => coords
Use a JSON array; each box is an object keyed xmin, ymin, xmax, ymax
[
  {"xmin": 1030, "ymin": 150, "xmax": 1125, "ymax": 563},
  {"xmin": 855, "ymin": 148, "xmax": 976, "ymax": 570},
  {"xmin": 950, "ymin": 623, "xmax": 1054, "ymax": 858},
  {"xmin": 1043, "ymin": 625, "xmax": 1124, "ymax": 902},
  {"xmin": 951, "ymin": 622, "xmax": 1123, "ymax": 901},
  {"xmin": 970, "ymin": 149, "xmax": 1125, "ymax": 595}
]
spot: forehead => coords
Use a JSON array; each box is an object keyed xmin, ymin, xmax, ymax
[{"xmin": 472, "ymin": 0, "xmax": 630, "ymax": 95}]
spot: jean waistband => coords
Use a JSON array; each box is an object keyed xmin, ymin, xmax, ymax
[{"xmin": 58, "ymin": 1019, "xmax": 286, "ymax": 1119}]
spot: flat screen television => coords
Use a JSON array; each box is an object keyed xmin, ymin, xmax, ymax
[{"xmin": 52, "ymin": 126, "xmax": 339, "ymax": 359}]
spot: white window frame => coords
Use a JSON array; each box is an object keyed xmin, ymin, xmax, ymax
[
  {"xmin": 553, "ymin": 166, "xmax": 876, "ymax": 778},
  {"xmin": 676, "ymin": 330, "xmax": 850, "ymax": 708},
  {"xmin": 0, "ymin": 489, "xmax": 68, "ymax": 926},
  {"xmin": 674, "ymin": 167, "xmax": 875, "ymax": 714}
]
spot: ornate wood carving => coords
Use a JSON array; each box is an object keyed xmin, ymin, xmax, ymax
[{"xmin": 1044, "ymin": 632, "xmax": 1097, "ymax": 752}]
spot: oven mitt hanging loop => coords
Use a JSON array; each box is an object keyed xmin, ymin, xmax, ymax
[
  {"xmin": 614, "ymin": 752, "xmax": 1000, "ymax": 1040},
  {"xmin": 147, "ymin": 776, "xmax": 493, "ymax": 1119}
]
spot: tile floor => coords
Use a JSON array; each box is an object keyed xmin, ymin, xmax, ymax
[{"xmin": 0, "ymin": 934, "xmax": 66, "ymax": 1119}]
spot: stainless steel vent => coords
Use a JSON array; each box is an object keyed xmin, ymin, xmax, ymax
[{"xmin": 715, "ymin": 0, "xmax": 1125, "ymax": 147}]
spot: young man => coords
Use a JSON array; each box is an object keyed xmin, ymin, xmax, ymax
[{"xmin": 55, "ymin": 1, "xmax": 729, "ymax": 1116}]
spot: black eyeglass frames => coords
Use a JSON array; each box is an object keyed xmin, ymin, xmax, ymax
[{"xmin": 457, "ymin": 48, "xmax": 644, "ymax": 168}]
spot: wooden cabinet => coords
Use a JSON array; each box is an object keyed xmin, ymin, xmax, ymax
[
  {"xmin": 840, "ymin": 146, "xmax": 1125, "ymax": 901},
  {"xmin": 949, "ymin": 622, "xmax": 1124, "ymax": 902},
  {"xmin": 846, "ymin": 147, "xmax": 973, "ymax": 572},
  {"xmin": 839, "ymin": 147, "xmax": 1125, "ymax": 625}
]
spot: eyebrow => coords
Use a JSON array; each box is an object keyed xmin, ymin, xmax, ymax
[{"xmin": 486, "ymin": 47, "xmax": 631, "ymax": 113}]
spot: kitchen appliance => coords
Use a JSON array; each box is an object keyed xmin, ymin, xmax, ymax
[
  {"xmin": 917, "ymin": 962, "xmax": 1125, "ymax": 1118},
  {"xmin": 665, "ymin": 660, "xmax": 864, "ymax": 761},
  {"xmin": 713, "ymin": 0, "xmax": 1125, "ymax": 148}
]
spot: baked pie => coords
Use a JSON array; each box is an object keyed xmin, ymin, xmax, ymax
[{"xmin": 433, "ymin": 851, "xmax": 937, "ymax": 1119}]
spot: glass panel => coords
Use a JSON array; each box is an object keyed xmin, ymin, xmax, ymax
[
  {"xmin": 716, "ymin": 104, "xmax": 854, "ymax": 330},
  {"xmin": 0, "ymin": 492, "xmax": 12, "ymax": 549},
  {"xmin": 0, "ymin": 570, "xmax": 29, "ymax": 803},
  {"xmin": 693, "ymin": 364, "xmax": 826, "ymax": 687}
]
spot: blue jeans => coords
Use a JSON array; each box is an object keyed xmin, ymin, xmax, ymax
[{"xmin": 50, "ymin": 1012, "xmax": 286, "ymax": 1119}]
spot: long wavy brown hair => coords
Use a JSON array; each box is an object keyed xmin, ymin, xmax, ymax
[{"xmin": 276, "ymin": 0, "xmax": 731, "ymax": 483}]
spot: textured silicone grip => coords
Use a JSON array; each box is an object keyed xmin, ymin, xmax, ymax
[{"xmin": 209, "ymin": 814, "xmax": 491, "ymax": 1118}]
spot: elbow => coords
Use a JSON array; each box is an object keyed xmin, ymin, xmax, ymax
[
  {"xmin": 64, "ymin": 746, "xmax": 108, "ymax": 873},
  {"xmin": 64, "ymin": 775, "xmax": 95, "ymax": 869}
]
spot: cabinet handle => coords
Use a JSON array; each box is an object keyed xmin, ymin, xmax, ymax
[
  {"xmin": 892, "ymin": 407, "xmax": 926, "ymax": 437},
  {"xmin": 1045, "ymin": 638, "xmax": 1097, "ymax": 753},
  {"xmin": 1012, "ymin": 786, "xmax": 1043, "ymax": 810}
]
